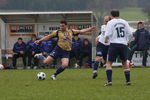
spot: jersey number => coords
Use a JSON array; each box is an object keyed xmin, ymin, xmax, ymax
[{"xmin": 116, "ymin": 27, "xmax": 125, "ymax": 38}]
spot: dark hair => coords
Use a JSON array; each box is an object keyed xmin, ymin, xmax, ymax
[
  {"xmin": 138, "ymin": 21, "xmax": 143, "ymax": 25},
  {"xmin": 18, "ymin": 37, "xmax": 22, "ymax": 40},
  {"xmin": 110, "ymin": 9, "xmax": 119, "ymax": 17},
  {"xmin": 73, "ymin": 33, "xmax": 79, "ymax": 36},
  {"xmin": 60, "ymin": 21, "xmax": 67, "ymax": 25}
]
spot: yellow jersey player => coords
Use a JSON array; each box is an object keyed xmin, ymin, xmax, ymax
[{"xmin": 35, "ymin": 21, "xmax": 96, "ymax": 80}]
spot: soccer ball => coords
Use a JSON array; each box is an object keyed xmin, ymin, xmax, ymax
[
  {"xmin": 0, "ymin": 64, "xmax": 4, "ymax": 70},
  {"xmin": 37, "ymin": 72, "xmax": 46, "ymax": 80}
]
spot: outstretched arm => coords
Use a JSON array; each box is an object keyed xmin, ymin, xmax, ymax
[
  {"xmin": 35, "ymin": 31, "xmax": 57, "ymax": 44},
  {"xmin": 80, "ymin": 26, "xmax": 97, "ymax": 33}
]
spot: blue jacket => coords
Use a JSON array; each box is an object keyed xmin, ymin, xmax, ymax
[
  {"xmin": 13, "ymin": 42, "xmax": 26, "ymax": 53},
  {"xmin": 27, "ymin": 40, "xmax": 39, "ymax": 53},
  {"xmin": 40, "ymin": 39, "xmax": 54, "ymax": 53},
  {"xmin": 134, "ymin": 28, "xmax": 150, "ymax": 50},
  {"xmin": 80, "ymin": 42, "xmax": 92, "ymax": 54},
  {"xmin": 72, "ymin": 38, "xmax": 82, "ymax": 52}
]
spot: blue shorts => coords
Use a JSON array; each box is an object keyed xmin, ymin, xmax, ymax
[
  {"xmin": 49, "ymin": 45, "xmax": 70, "ymax": 59},
  {"xmin": 96, "ymin": 42, "xmax": 109, "ymax": 61},
  {"xmin": 108, "ymin": 43, "xmax": 127, "ymax": 62}
]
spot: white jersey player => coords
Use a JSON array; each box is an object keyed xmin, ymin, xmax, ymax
[
  {"xmin": 104, "ymin": 9, "xmax": 132, "ymax": 86},
  {"xmin": 92, "ymin": 16, "xmax": 111, "ymax": 79}
]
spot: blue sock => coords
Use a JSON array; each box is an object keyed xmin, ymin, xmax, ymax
[
  {"xmin": 106, "ymin": 68, "xmax": 112, "ymax": 82},
  {"xmin": 93, "ymin": 60, "xmax": 99, "ymax": 70},
  {"xmin": 54, "ymin": 66, "xmax": 66, "ymax": 76},
  {"xmin": 124, "ymin": 70, "xmax": 130, "ymax": 82}
]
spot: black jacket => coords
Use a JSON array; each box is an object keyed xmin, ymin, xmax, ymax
[{"xmin": 134, "ymin": 28, "xmax": 150, "ymax": 50}]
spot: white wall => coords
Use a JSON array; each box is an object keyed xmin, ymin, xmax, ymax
[{"xmin": 0, "ymin": 18, "xmax": 6, "ymax": 64}]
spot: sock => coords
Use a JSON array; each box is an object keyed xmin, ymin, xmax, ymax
[
  {"xmin": 93, "ymin": 60, "xmax": 99, "ymax": 71},
  {"xmin": 54, "ymin": 66, "xmax": 66, "ymax": 76},
  {"xmin": 124, "ymin": 69, "xmax": 130, "ymax": 82},
  {"xmin": 106, "ymin": 68, "xmax": 112, "ymax": 83}
]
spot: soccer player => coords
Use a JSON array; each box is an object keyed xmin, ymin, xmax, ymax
[
  {"xmin": 104, "ymin": 9, "xmax": 132, "ymax": 86},
  {"xmin": 92, "ymin": 16, "xmax": 111, "ymax": 79},
  {"xmin": 35, "ymin": 21, "xmax": 96, "ymax": 80}
]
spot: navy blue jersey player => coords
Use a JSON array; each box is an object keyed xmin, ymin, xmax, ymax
[
  {"xmin": 92, "ymin": 16, "xmax": 111, "ymax": 79},
  {"xmin": 104, "ymin": 9, "xmax": 132, "ymax": 86}
]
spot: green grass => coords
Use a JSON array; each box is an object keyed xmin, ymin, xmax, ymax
[
  {"xmin": 120, "ymin": 7, "xmax": 148, "ymax": 21},
  {"xmin": 0, "ymin": 68, "xmax": 150, "ymax": 100}
]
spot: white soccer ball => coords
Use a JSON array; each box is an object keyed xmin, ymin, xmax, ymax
[
  {"xmin": 37, "ymin": 72, "xmax": 46, "ymax": 80},
  {"xmin": 0, "ymin": 64, "xmax": 4, "ymax": 70}
]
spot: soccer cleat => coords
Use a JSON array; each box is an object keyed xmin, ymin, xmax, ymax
[
  {"xmin": 34, "ymin": 53, "xmax": 45, "ymax": 60},
  {"xmin": 92, "ymin": 71, "xmax": 98, "ymax": 79},
  {"xmin": 126, "ymin": 82, "xmax": 131, "ymax": 86},
  {"xmin": 104, "ymin": 82, "xmax": 112, "ymax": 86},
  {"xmin": 51, "ymin": 74, "xmax": 56, "ymax": 80},
  {"xmin": 74, "ymin": 63, "xmax": 80, "ymax": 68}
]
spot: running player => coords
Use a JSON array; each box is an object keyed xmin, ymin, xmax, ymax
[
  {"xmin": 92, "ymin": 16, "xmax": 111, "ymax": 79},
  {"xmin": 35, "ymin": 21, "xmax": 96, "ymax": 80},
  {"xmin": 104, "ymin": 9, "xmax": 132, "ymax": 86}
]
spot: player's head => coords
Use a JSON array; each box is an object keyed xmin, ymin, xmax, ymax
[
  {"xmin": 31, "ymin": 34, "xmax": 37, "ymax": 41},
  {"xmin": 110, "ymin": 9, "xmax": 120, "ymax": 18},
  {"xmin": 137, "ymin": 21, "xmax": 144, "ymax": 29},
  {"xmin": 17, "ymin": 37, "xmax": 23, "ymax": 44},
  {"xmin": 73, "ymin": 33, "xmax": 79, "ymax": 40},
  {"xmin": 60, "ymin": 21, "xmax": 68, "ymax": 31},
  {"xmin": 104, "ymin": 16, "xmax": 111, "ymax": 24}
]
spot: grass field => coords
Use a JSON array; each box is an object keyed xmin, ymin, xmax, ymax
[
  {"xmin": 120, "ymin": 7, "xmax": 148, "ymax": 21},
  {"xmin": 0, "ymin": 68, "xmax": 150, "ymax": 100}
]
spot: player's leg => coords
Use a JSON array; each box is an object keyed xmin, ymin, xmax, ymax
[
  {"xmin": 120, "ymin": 44, "xmax": 131, "ymax": 85},
  {"xmin": 105, "ymin": 44, "xmax": 117, "ymax": 86},
  {"xmin": 51, "ymin": 58, "xmax": 69, "ymax": 80},
  {"xmin": 43, "ymin": 56, "xmax": 54, "ymax": 64},
  {"xmin": 92, "ymin": 42, "xmax": 103, "ymax": 79},
  {"xmin": 122, "ymin": 61, "xmax": 131, "ymax": 85},
  {"xmin": 92, "ymin": 56, "xmax": 102, "ymax": 79},
  {"xmin": 51, "ymin": 48, "xmax": 70, "ymax": 80}
]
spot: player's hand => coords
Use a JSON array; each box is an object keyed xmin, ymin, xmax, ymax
[
  {"xmin": 34, "ymin": 40, "xmax": 40, "ymax": 44},
  {"xmin": 91, "ymin": 26, "xmax": 97, "ymax": 31},
  {"xmin": 95, "ymin": 38, "xmax": 99, "ymax": 43}
]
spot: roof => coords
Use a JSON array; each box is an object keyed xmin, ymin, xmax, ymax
[
  {"xmin": 0, "ymin": 11, "xmax": 95, "ymax": 23},
  {"xmin": 0, "ymin": 11, "xmax": 93, "ymax": 15}
]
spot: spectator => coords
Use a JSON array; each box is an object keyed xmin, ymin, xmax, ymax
[
  {"xmin": 27, "ymin": 35, "xmax": 39, "ymax": 69},
  {"xmin": 78, "ymin": 39, "xmax": 92, "ymax": 68},
  {"xmin": 128, "ymin": 22, "xmax": 150, "ymax": 67},
  {"xmin": 12, "ymin": 37, "xmax": 26, "ymax": 69},
  {"xmin": 70, "ymin": 33, "xmax": 82, "ymax": 68}
]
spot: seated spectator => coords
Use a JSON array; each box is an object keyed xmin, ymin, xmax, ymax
[
  {"xmin": 12, "ymin": 37, "xmax": 26, "ymax": 69},
  {"xmin": 77, "ymin": 39, "xmax": 92, "ymax": 68},
  {"xmin": 70, "ymin": 33, "xmax": 82, "ymax": 68},
  {"xmin": 128, "ymin": 22, "xmax": 150, "ymax": 67},
  {"xmin": 27, "ymin": 35, "xmax": 39, "ymax": 69}
]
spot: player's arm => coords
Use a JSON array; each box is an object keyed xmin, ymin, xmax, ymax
[
  {"xmin": 72, "ymin": 26, "xmax": 97, "ymax": 35},
  {"xmin": 35, "ymin": 31, "xmax": 57, "ymax": 44},
  {"xmin": 80, "ymin": 26, "xmax": 97, "ymax": 33}
]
